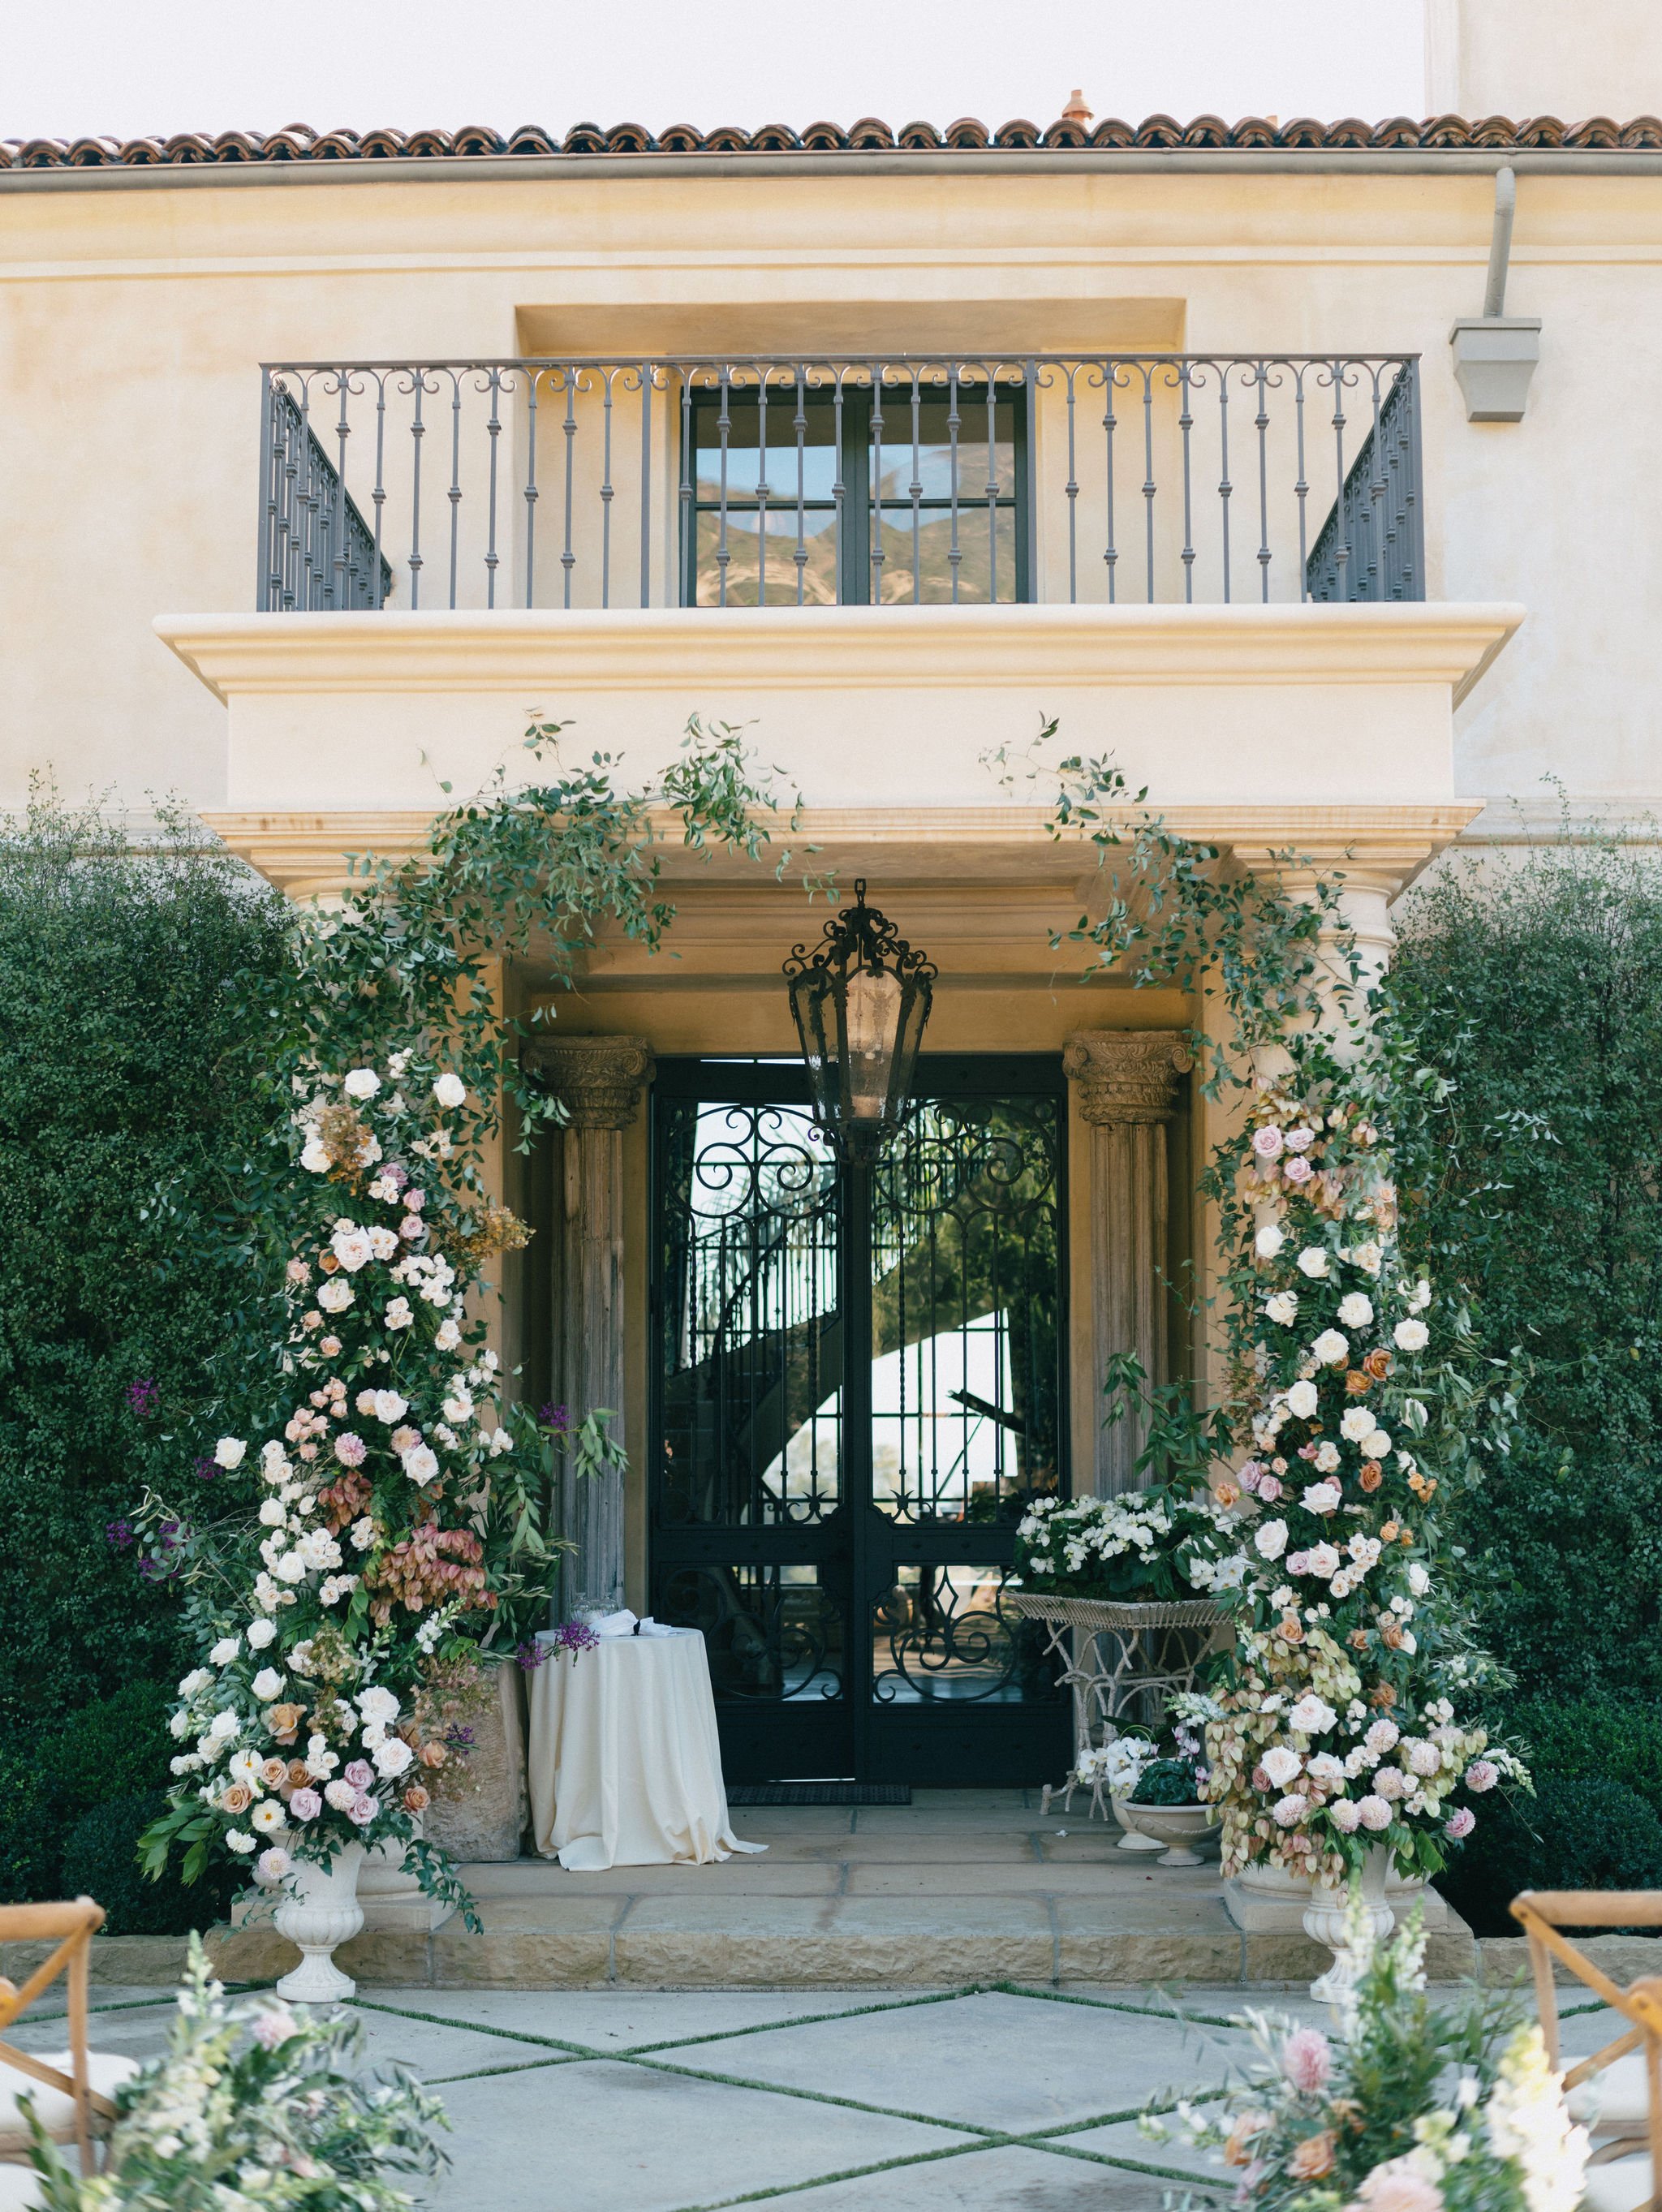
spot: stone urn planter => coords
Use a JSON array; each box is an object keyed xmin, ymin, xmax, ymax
[
  {"xmin": 1303, "ymin": 1846, "xmax": 1394, "ymax": 2004},
  {"xmin": 1112, "ymin": 1794, "xmax": 1221, "ymax": 1867},
  {"xmin": 1224, "ymin": 1855, "xmax": 1449, "ymax": 1931},
  {"xmin": 274, "ymin": 1844, "xmax": 364, "ymax": 2004},
  {"xmin": 423, "ymin": 1655, "xmax": 528, "ymax": 1862}
]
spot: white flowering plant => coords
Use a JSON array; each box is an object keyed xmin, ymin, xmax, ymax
[
  {"xmin": 22, "ymin": 1934, "xmax": 446, "ymax": 2210},
  {"xmin": 1147, "ymin": 1900, "xmax": 1587, "ymax": 2211},
  {"xmin": 1012, "ymin": 1487, "xmax": 1246, "ymax": 1603}
]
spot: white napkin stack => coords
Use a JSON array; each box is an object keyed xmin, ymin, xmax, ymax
[{"xmin": 587, "ymin": 1608, "xmax": 639, "ymax": 1638}]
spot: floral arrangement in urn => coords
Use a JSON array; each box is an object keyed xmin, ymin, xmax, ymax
[
  {"xmin": 1199, "ymin": 1074, "xmax": 1528, "ymax": 1887},
  {"xmin": 138, "ymin": 1060, "xmax": 617, "ymax": 1920},
  {"xmin": 1147, "ymin": 1901, "xmax": 1587, "ymax": 2211}
]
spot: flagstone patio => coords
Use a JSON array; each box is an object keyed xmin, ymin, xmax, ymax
[
  {"xmin": 11, "ymin": 1971, "xmax": 1622, "ymax": 2212},
  {"xmin": 206, "ymin": 1788, "xmax": 1479, "ymax": 1991}
]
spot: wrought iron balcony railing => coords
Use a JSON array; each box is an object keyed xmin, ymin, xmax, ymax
[{"xmin": 258, "ymin": 353, "xmax": 1423, "ymax": 615}]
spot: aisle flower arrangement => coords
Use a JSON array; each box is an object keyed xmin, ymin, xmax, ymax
[
  {"xmin": 1148, "ymin": 1902, "xmax": 1587, "ymax": 2210},
  {"xmin": 1199, "ymin": 1075, "xmax": 1526, "ymax": 1886},
  {"xmin": 137, "ymin": 1060, "xmax": 618, "ymax": 1919},
  {"xmin": 23, "ymin": 1937, "xmax": 446, "ymax": 2210}
]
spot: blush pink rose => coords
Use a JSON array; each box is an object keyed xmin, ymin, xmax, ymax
[
  {"xmin": 288, "ymin": 1788, "xmax": 321, "ymax": 1822},
  {"xmin": 344, "ymin": 1761, "xmax": 374, "ymax": 1790},
  {"xmin": 347, "ymin": 1793, "xmax": 377, "ymax": 1826},
  {"xmin": 1283, "ymin": 1155, "xmax": 1314, "ymax": 1186},
  {"xmin": 1251, "ymin": 1126, "xmax": 1285, "ymax": 1159}
]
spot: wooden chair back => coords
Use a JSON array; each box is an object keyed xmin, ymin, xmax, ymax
[
  {"xmin": 1511, "ymin": 1888, "xmax": 1662, "ymax": 2205},
  {"xmin": 0, "ymin": 1900, "xmax": 113, "ymax": 2175}
]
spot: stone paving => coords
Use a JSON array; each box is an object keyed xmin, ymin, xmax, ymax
[{"xmin": 14, "ymin": 1973, "xmax": 1621, "ymax": 2211}]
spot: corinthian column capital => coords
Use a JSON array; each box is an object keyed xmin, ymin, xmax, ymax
[
  {"xmin": 523, "ymin": 1035, "xmax": 655, "ymax": 1130},
  {"xmin": 1062, "ymin": 1030, "xmax": 1192, "ymax": 1126}
]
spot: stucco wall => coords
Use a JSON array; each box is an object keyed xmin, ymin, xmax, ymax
[{"xmin": 0, "ymin": 161, "xmax": 1657, "ymax": 825}]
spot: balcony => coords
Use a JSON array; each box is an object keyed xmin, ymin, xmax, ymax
[{"xmin": 258, "ymin": 351, "xmax": 1425, "ymax": 615}]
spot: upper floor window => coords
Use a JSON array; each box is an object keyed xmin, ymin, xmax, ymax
[{"xmin": 682, "ymin": 375, "xmax": 1029, "ymax": 607}]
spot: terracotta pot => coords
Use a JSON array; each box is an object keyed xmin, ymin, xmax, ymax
[{"xmin": 423, "ymin": 1656, "xmax": 528, "ymax": 1862}]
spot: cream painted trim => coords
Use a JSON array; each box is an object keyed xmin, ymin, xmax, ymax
[
  {"xmin": 203, "ymin": 799, "xmax": 1483, "ymax": 902},
  {"xmin": 157, "ymin": 603, "xmax": 1524, "ymax": 706}
]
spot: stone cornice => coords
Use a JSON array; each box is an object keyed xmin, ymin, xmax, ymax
[
  {"xmin": 1063, "ymin": 1030, "xmax": 1193, "ymax": 1125},
  {"xmin": 521, "ymin": 1035, "xmax": 655, "ymax": 1128},
  {"xmin": 158, "ymin": 603, "xmax": 1523, "ymax": 709},
  {"xmin": 200, "ymin": 801, "xmax": 1483, "ymax": 902}
]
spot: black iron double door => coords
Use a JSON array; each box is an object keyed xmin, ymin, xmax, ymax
[{"xmin": 650, "ymin": 1057, "xmax": 1069, "ymax": 1786}]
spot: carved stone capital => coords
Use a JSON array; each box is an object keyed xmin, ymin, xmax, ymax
[
  {"xmin": 1063, "ymin": 1031, "xmax": 1191, "ymax": 1126},
  {"xmin": 523, "ymin": 1035, "xmax": 655, "ymax": 1130}
]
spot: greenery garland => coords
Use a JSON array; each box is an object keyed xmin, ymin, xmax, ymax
[{"xmin": 138, "ymin": 721, "xmax": 811, "ymax": 1917}]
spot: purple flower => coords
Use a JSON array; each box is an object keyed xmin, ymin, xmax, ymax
[
  {"xmin": 344, "ymin": 1760, "xmax": 373, "ymax": 1791},
  {"xmin": 192, "ymin": 1456, "xmax": 218, "ymax": 1483},
  {"xmin": 549, "ymin": 1620, "xmax": 600, "ymax": 1659},
  {"xmin": 105, "ymin": 1518, "xmax": 135, "ymax": 1551},
  {"xmin": 515, "ymin": 1640, "xmax": 549, "ymax": 1671},
  {"xmin": 125, "ymin": 1379, "xmax": 159, "ymax": 1418},
  {"xmin": 540, "ymin": 1403, "xmax": 571, "ymax": 1435}
]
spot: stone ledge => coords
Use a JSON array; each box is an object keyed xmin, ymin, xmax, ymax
[{"xmin": 1477, "ymin": 1933, "xmax": 1662, "ymax": 1987}]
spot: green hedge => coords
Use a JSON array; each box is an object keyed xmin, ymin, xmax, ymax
[
  {"xmin": 1394, "ymin": 836, "xmax": 1662, "ymax": 1701},
  {"xmin": 0, "ymin": 795, "xmax": 287, "ymax": 1899}
]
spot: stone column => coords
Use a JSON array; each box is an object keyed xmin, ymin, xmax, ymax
[
  {"xmin": 524, "ymin": 1036, "xmax": 653, "ymax": 1614},
  {"xmin": 1063, "ymin": 1031, "xmax": 1192, "ymax": 1495}
]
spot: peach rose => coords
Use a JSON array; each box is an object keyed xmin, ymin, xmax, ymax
[
  {"xmin": 1358, "ymin": 1461, "xmax": 1384, "ymax": 1491},
  {"xmin": 222, "ymin": 1784, "xmax": 254, "ymax": 1815},
  {"xmin": 287, "ymin": 1758, "xmax": 312, "ymax": 1790},
  {"xmin": 1288, "ymin": 2131, "xmax": 1336, "ymax": 2180},
  {"xmin": 269, "ymin": 1703, "xmax": 305, "ymax": 1741},
  {"xmin": 260, "ymin": 1758, "xmax": 289, "ymax": 1789},
  {"xmin": 1278, "ymin": 1612, "xmax": 1305, "ymax": 1645},
  {"xmin": 1363, "ymin": 1347, "xmax": 1393, "ymax": 1381},
  {"xmin": 417, "ymin": 1741, "xmax": 448, "ymax": 1770},
  {"xmin": 402, "ymin": 1784, "xmax": 431, "ymax": 1814}
]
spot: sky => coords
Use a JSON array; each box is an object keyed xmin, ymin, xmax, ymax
[{"xmin": 8, "ymin": 0, "xmax": 1427, "ymax": 144}]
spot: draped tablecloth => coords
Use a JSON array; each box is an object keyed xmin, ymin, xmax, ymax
[{"xmin": 527, "ymin": 1628, "xmax": 765, "ymax": 1870}]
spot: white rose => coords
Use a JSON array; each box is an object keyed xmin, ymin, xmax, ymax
[
  {"xmin": 432, "ymin": 1072, "xmax": 467, "ymax": 1109},
  {"xmin": 1295, "ymin": 1247, "xmax": 1329, "ymax": 1280},
  {"xmin": 226, "ymin": 1830, "xmax": 256, "ymax": 1854},
  {"xmin": 317, "ymin": 1279, "xmax": 355, "ymax": 1314},
  {"xmin": 213, "ymin": 1437, "xmax": 248, "ymax": 1470},
  {"xmin": 1261, "ymin": 1745, "xmax": 1303, "ymax": 1788},
  {"xmin": 1306, "ymin": 1540, "xmax": 1341, "ymax": 1577},
  {"xmin": 209, "ymin": 1637, "xmax": 240, "ymax": 1665},
  {"xmin": 179, "ymin": 1668, "xmax": 213, "ymax": 1698},
  {"xmin": 1408, "ymin": 1278, "xmax": 1432, "ymax": 1312},
  {"xmin": 1311, "ymin": 1330, "xmax": 1348, "ymax": 1366},
  {"xmin": 356, "ymin": 1685, "xmax": 400, "ymax": 1726},
  {"xmin": 1339, "ymin": 1408, "xmax": 1375, "ymax": 1443},
  {"xmin": 258, "ymin": 1498, "xmax": 286, "ymax": 1529},
  {"xmin": 1393, "ymin": 1318, "xmax": 1430, "ymax": 1353},
  {"xmin": 1363, "ymin": 1430, "xmax": 1392, "ymax": 1460},
  {"xmin": 1285, "ymin": 1380, "xmax": 1320, "ymax": 1420},
  {"xmin": 372, "ymin": 1390, "xmax": 408, "ymax": 1424},
  {"xmin": 367, "ymin": 1226, "xmax": 400, "ymax": 1261},
  {"xmin": 247, "ymin": 1618, "xmax": 278, "ymax": 1650},
  {"xmin": 402, "ymin": 1444, "xmax": 440, "ymax": 1486},
  {"xmin": 385, "ymin": 1297, "xmax": 414, "ymax": 1331},
  {"xmin": 1255, "ymin": 1224, "xmax": 1285, "ymax": 1259},
  {"xmin": 442, "ymin": 1389, "xmax": 475, "ymax": 1424},
  {"xmin": 1407, "ymin": 1562, "xmax": 1431, "ymax": 1596},
  {"xmin": 252, "ymin": 1668, "xmax": 284, "ymax": 1702},
  {"xmin": 435, "ymin": 1318, "xmax": 462, "ymax": 1351},
  {"xmin": 1313, "ymin": 1441, "xmax": 1341, "ymax": 1474},
  {"xmin": 1287, "ymin": 1693, "xmax": 1338, "ymax": 1735},
  {"xmin": 342, "ymin": 1068, "xmax": 381, "ymax": 1100},
  {"xmin": 1337, "ymin": 1292, "xmax": 1374, "ymax": 1328},
  {"xmin": 1264, "ymin": 1291, "xmax": 1299, "ymax": 1327},
  {"xmin": 330, "ymin": 1226, "xmax": 374, "ymax": 1273},
  {"xmin": 372, "ymin": 1736, "xmax": 413, "ymax": 1779},
  {"xmin": 299, "ymin": 1137, "xmax": 331, "ymax": 1174},
  {"xmin": 1254, "ymin": 1517, "xmax": 1288, "ymax": 1561},
  {"xmin": 1301, "ymin": 1483, "xmax": 1342, "ymax": 1518},
  {"xmin": 275, "ymin": 1551, "xmax": 308, "ymax": 1584},
  {"xmin": 209, "ymin": 1709, "xmax": 241, "ymax": 1741},
  {"xmin": 349, "ymin": 1515, "xmax": 377, "ymax": 1551}
]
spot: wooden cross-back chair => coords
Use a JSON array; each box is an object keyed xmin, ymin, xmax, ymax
[
  {"xmin": 0, "ymin": 1900, "xmax": 122, "ymax": 2180},
  {"xmin": 1512, "ymin": 1888, "xmax": 1662, "ymax": 2212}
]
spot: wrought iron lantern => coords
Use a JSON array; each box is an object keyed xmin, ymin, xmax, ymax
[{"xmin": 784, "ymin": 880, "xmax": 936, "ymax": 1163}]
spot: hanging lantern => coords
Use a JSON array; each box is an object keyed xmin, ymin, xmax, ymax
[{"xmin": 784, "ymin": 880, "xmax": 936, "ymax": 1163}]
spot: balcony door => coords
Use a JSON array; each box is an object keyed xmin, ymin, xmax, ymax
[
  {"xmin": 681, "ymin": 379, "xmax": 1031, "ymax": 608},
  {"xmin": 650, "ymin": 1057, "xmax": 1068, "ymax": 1787}
]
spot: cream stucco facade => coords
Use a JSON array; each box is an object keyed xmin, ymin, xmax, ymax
[{"xmin": 5, "ymin": 16, "xmax": 1660, "ymax": 1663}]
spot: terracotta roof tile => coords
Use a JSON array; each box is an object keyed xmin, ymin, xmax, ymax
[{"xmin": 6, "ymin": 113, "xmax": 1662, "ymax": 169}]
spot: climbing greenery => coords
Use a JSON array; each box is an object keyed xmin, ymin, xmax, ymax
[{"xmin": 1391, "ymin": 832, "xmax": 1662, "ymax": 1701}]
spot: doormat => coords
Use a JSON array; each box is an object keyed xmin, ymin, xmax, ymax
[{"xmin": 727, "ymin": 1783, "xmax": 912, "ymax": 1806}]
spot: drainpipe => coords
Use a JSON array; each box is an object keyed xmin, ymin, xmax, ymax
[{"xmin": 1449, "ymin": 164, "xmax": 1542, "ymax": 420}]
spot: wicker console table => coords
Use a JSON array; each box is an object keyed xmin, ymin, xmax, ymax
[{"xmin": 1002, "ymin": 1592, "xmax": 1228, "ymax": 1818}]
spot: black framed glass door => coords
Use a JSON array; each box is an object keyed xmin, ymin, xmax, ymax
[{"xmin": 650, "ymin": 1056, "xmax": 1069, "ymax": 1786}]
